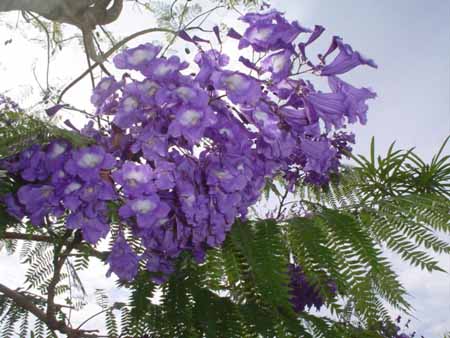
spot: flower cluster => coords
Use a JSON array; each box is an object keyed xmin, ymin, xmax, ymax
[
  {"xmin": 1, "ymin": 8, "xmax": 376, "ymax": 283},
  {"xmin": 380, "ymin": 316, "xmax": 419, "ymax": 338},
  {"xmin": 288, "ymin": 263, "xmax": 336, "ymax": 313},
  {"xmin": 0, "ymin": 94, "xmax": 21, "ymax": 112}
]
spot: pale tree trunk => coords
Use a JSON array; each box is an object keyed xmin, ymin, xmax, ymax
[
  {"xmin": 0, "ymin": 0, "xmax": 124, "ymax": 61},
  {"xmin": 0, "ymin": 0, "xmax": 94, "ymax": 22}
]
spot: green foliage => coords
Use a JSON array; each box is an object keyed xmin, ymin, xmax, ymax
[
  {"xmin": 114, "ymin": 220, "xmax": 353, "ymax": 338},
  {"xmin": 140, "ymin": 0, "xmax": 261, "ymax": 45},
  {"xmin": 288, "ymin": 137, "xmax": 450, "ymax": 332},
  {"xmin": 0, "ymin": 226, "xmax": 88, "ymax": 336},
  {"xmin": 301, "ymin": 138, "xmax": 450, "ymax": 272},
  {"xmin": 0, "ymin": 110, "xmax": 92, "ymax": 159},
  {"xmin": 0, "ymin": 104, "xmax": 448, "ymax": 338},
  {"xmin": 214, "ymin": 0, "xmax": 262, "ymax": 9},
  {"xmin": 0, "ymin": 292, "xmax": 57, "ymax": 338}
]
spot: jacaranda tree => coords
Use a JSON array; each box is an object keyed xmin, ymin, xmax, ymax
[{"xmin": 0, "ymin": 1, "xmax": 448, "ymax": 337}]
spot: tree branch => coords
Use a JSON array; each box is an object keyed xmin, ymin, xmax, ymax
[
  {"xmin": 46, "ymin": 230, "xmax": 80, "ymax": 322},
  {"xmin": 1, "ymin": 232, "xmax": 51, "ymax": 242},
  {"xmin": 57, "ymin": 26, "xmax": 178, "ymax": 103},
  {"xmin": 0, "ymin": 283, "xmax": 48, "ymax": 322},
  {"xmin": 0, "ymin": 0, "xmax": 93, "ymax": 18},
  {"xmin": 1, "ymin": 231, "xmax": 108, "ymax": 260},
  {"xmin": 0, "ymin": 230, "xmax": 110, "ymax": 337},
  {"xmin": 0, "ymin": 282, "xmax": 99, "ymax": 338},
  {"xmin": 275, "ymin": 186, "xmax": 289, "ymax": 220}
]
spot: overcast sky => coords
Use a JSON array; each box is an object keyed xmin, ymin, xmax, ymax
[{"xmin": 0, "ymin": 0, "xmax": 449, "ymax": 337}]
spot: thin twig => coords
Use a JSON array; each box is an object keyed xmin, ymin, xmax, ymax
[
  {"xmin": 57, "ymin": 27, "xmax": 178, "ymax": 103},
  {"xmin": 92, "ymin": 32, "xmax": 112, "ymax": 76},
  {"xmin": 76, "ymin": 308, "xmax": 110, "ymax": 330},
  {"xmin": 276, "ymin": 186, "xmax": 290, "ymax": 220},
  {"xmin": 1, "ymin": 232, "xmax": 108, "ymax": 260},
  {"xmin": 26, "ymin": 11, "xmax": 51, "ymax": 92},
  {"xmin": 46, "ymin": 230, "xmax": 79, "ymax": 322},
  {"xmin": 183, "ymin": 5, "xmax": 225, "ymax": 29},
  {"xmin": 0, "ymin": 282, "xmax": 100, "ymax": 338},
  {"xmin": 161, "ymin": 0, "xmax": 190, "ymax": 57},
  {"xmin": 82, "ymin": 32, "xmax": 96, "ymax": 90}
]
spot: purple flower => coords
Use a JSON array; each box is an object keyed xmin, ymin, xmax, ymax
[
  {"xmin": 21, "ymin": 149, "xmax": 49, "ymax": 182},
  {"xmin": 270, "ymin": 78, "xmax": 299, "ymax": 100},
  {"xmin": 328, "ymin": 75, "xmax": 376, "ymax": 124},
  {"xmin": 17, "ymin": 184, "xmax": 60, "ymax": 225},
  {"xmin": 196, "ymin": 50, "xmax": 229, "ymax": 68},
  {"xmin": 129, "ymin": 79, "xmax": 160, "ymax": 106},
  {"xmin": 288, "ymin": 263, "xmax": 336, "ymax": 313},
  {"xmin": 130, "ymin": 127, "xmax": 168, "ymax": 161},
  {"xmin": 261, "ymin": 50, "xmax": 293, "ymax": 82},
  {"xmin": 3, "ymin": 193, "xmax": 24, "ymax": 220},
  {"xmin": 45, "ymin": 104, "xmax": 65, "ymax": 117},
  {"xmin": 67, "ymin": 212, "xmax": 109, "ymax": 244},
  {"xmin": 238, "ymin": 10, "xmax": 310, "ymax": 52},
  {"xmin": 91, "ymin": 76, "xmax": 122, "ymax": 107},
  {"xmin": 194, "ymin": 50, "xmax": 229, "ymax": 85},
  {"xmin": 279, "ymin": 107, "xmax": 310, "ymax": 131},
  {"xmin": 142, "ymin": 55, "xmax": 188, "ymax": 80},
  {"xmin": 146, "ymin": 252, "xmax": 174, "ymax": 284},
  {"xmin": 1, "ymin": 8, "xmax": 378, "ymax": 283},
  {"xmin": 153, "ymin": 160, "xmax": 175, "ymax": 190},
  {"xmin": 65, "ymin": 146, "xmax": 116, "ymax": 182},
  {"xmin": 331, "ymin": 132, "xmax": 355, "ymax": 159},
  {"xmin": 79, "ymin": 181, "xmax": 117, "ymax": 203},
  {"xmin": 45, "ymin": 140, "xmax": 71, "ymax": 171},
  {"xmin": 0, "ymin": 94, "xmax": 21, "ymax": 112},
  {"xmin": 176, "ymin": 180, "xmax": 199, "ymax": 217},
  {"xmin": 256, "ymin": 130, "xmax": 297, "ymax": 161},
  {"xmin": 112, "ymin": 161, "xmax": 154, "ymax": 197},
  {"xmin": 62, "ymin": 181, "xmax": 84, "ymax": 211},
  {"xmin": 305, "ymin": 25, "xmax": 325, "ymax": 46},
  {"xmin": 205, "ymin": 114, "xmax": 254, "ymax": 151},
  {"xmin": 303, "ymin": 90, "xmax": 347, "ymax": 129},
  {"xmin": 155, "ymin": 84, "xmax": 209, "ymax": 109},
  {"xmin": 298, "ymin": 25, "xmax": 325, "ymax": 62},
  {"xmin": 119, "ymin": 195, "xmax": 170, "ymax": 229},
  {"xmin": 321, "ymin": 36, "xmax": 377, "ymax": 76},
  {"xmin": 211, "ymin": 71, "xmax": 261, "ymax": 105},
  {"xmin": 249, "ymin": 104, "xmax": 282, "ymax": 142},
  {"xmin": 168, "ymin": 105, "xmax": 216, "ymax": 144},
  {"xmin": 107, "ymin": 234, "xmax": 140, "ymax": 281},
  {"xmin": 113, "ymin": 43, "xmax": 161, "ymax": 71},
  {"xmin": 301, "ymin": 138, "xmax": 337, "ymax": 176},
  {"xmin": 113, "ymin": 95, "xmax": 141, "ymax": 129},
  {"xmin": 210, "ymin": 188, "xmax": 241, "ymax": 222},
  {"xmin": 206, "ymin": 161, "xmax": 248, "ymax": 193},
  {"xmin": 238, "ymin": 56, "xmax": 260, "ymax": 73}
]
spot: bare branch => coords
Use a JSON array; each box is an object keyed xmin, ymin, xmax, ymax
[
  {"xmin": 0, "ymin": 282, "xmax": 99, "ymax": 338},
  {"xmin": 1, "ymin": 232, "xmax": 51, "ymax": 242},
  {"xmin": 26, "ymin": 11, "xmax": 51, "ymax": 93},
  {"xmin": 0, "ymin": 283, "xmax": 48, "ymax": 322},
  {"xmin": 57, "ymin": 26, "xmax": 178, "ymax": 103},
  {"xmin": 46, "ymin": 230, "xmax": 79, "ymax": 322},
  {"xmin": 1, "ymin": 231, "xmax": 108, "ymax": 260}
]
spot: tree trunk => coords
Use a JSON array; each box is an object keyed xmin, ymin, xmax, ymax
[
  {"xmin": 0, "ymin": 0, "xmax": 123, "ymax": 27},
  {"xmin": 0, "ymin": 0, "xmax": 94, "ymax": 21}
]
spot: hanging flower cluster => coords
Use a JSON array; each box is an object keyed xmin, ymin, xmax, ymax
[
  {"xmin": 288, "ymin": 263, "xmax": 336, "ymax": 313},
  {"xmin": 380, "ymin": 316, "xmax": 419, "ymax": 338},
  {"xmin": 1, "ymin": 8, "xmax": 376, "ymax": 283},
  {"xmin": 0, "ymin": 94, "xmax": 21, "ymax": 112}
]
